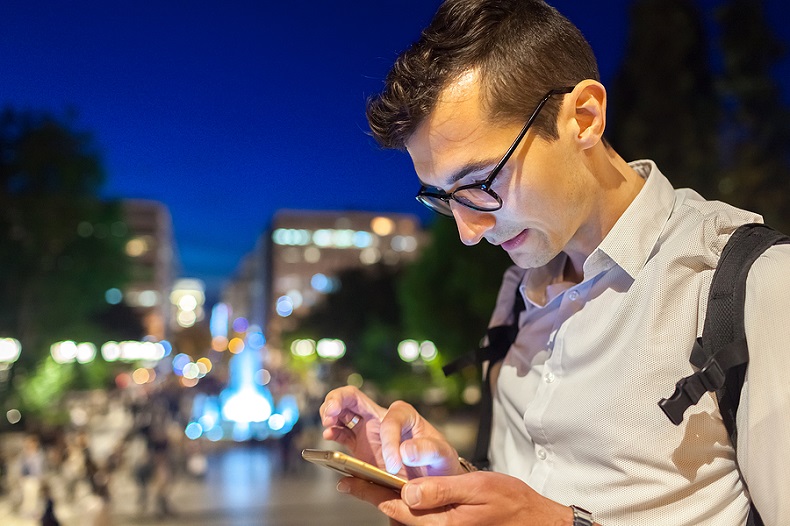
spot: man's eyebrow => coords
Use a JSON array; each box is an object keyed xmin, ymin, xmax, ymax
[{"xmin": 418, "ymin": 159, "xmax": 497, "ymax": 188}]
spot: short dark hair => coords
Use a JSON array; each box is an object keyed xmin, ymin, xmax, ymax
[{"xmin": 366, "ymin": 0, "xmax": 600, "ymax": 150}]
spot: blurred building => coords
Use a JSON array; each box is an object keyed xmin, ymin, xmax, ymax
[
  {"xmin": 223, "ymin": 210, "xmax": 426, "ymax": 350},
  {"xmin": 121, "ymin": 199, "xmax": 177, "ymax": 340}
]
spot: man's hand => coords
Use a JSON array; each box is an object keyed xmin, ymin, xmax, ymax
[
  {"xmin": 320, "ymin": 386, "xmax": 465, "ymax": 479},
  {"xmin": 337, "ymin": 470, "xmax": 575, "ymax": 526}
]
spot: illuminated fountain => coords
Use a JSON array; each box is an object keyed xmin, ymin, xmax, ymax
[
  {"xmin": 219, "ymin": 329, "xmax": 274, "ymax": 441},
  {"xmin": 185, "ymin": 304, "xmax": 299, "ymax": 442}
]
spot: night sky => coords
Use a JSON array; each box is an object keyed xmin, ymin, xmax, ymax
[{"xmin": 2, "ymin": 0, "xmax": 788, "ymax": 300}]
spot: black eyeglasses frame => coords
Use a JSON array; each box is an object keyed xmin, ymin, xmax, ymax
[{"xmin": 415, "ymin": 86, "xmax": 575, "ymax": 216}]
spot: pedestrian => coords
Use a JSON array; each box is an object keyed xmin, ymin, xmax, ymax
[
  {"xmin": 17, "ymin": 433, "xmax": 46, "ymax": 518},
  {"xmin": 40, "ymin": 483, "xmax": 60, "ymax": 526},
  {"xmin": 319, "ymin": 1, "xmax": 790, "ymax": 525}
]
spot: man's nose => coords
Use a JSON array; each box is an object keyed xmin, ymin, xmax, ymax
[{"xmin": 451, "ymin": 202, "xmax": 494, "ymax": 246}]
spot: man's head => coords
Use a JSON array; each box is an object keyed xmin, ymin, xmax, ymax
[
  {"xmin": 366, "ymin": 0, "xmax": 613, "ymax": 270},
  {"xmin": 366, "ymin": 0, "xmax": 600, "ymax": 150}
]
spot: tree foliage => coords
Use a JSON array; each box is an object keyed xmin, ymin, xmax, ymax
[
  {"xmin": 715, "ymin": 0, "xmax": 790, "ymax": 230},
  {"xmin": 397, "ymin": 217, "xmax": 512, "ymax": 364},
  {"xmin": 284, "ymin": 263, "xmax": 411, "ymax": 388},
  {"xmin": 285, "ymin": 217, "xmax": 512, "ymax": 402},
  {"xmin": 608, "ymin": 0, "xmax": 721, "ymax": 197},
  {"xmin": 608, "ymin": 0, "xmax": 790, "ymax": 232},
  {"xmin": 0, "ymin": 108, "xmax": 133, "ymax": 407}
]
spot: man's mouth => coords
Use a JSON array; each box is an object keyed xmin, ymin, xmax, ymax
[{"xmin": 500, "ymin": 229, "xmax": 529, "ymax": 251}]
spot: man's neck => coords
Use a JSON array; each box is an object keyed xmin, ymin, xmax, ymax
[{"xmin": 564, "ymin": 146, "xmax": 645, "ymax": 281}]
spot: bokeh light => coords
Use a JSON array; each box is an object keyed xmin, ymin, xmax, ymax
[
  {"xmin": 105, "ymin": 288, "xmax": 123, "ymax": 305},
  {"xmin": 397, "ymin": 340, "xmax": 420, "ymax": 362},
  {"xmin": 228, "ymin": 337, "xmax": 245, "ymax": 354},
  {"xmin": 316, "ymin": 339, "xmax": 346, "ymax": 359}
]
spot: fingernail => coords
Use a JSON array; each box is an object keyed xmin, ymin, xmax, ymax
[
  {"xmin": 403, "ymin": 443, "xmax": 417, "ymax": 463},
  {"xmin": 337, "ymin": 479, "xmax": 350, "ymax": 494},
  {"xmin": 385, "ymin": 455, "xmax": 400, "ymax": 474},
  {"xmin": 403, "ymin": 483, "xmax": 422, "ymax": 507}
]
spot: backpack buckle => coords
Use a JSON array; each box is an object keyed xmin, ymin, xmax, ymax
[{"xmin": 659, "ymin": 357, "xmax": 725, "ymax": 425}]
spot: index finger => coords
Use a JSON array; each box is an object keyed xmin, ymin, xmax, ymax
[
  {"xmin": 320, "ymin": 385, "xmax": 385, "ymax": 428},
  {"xmin": 379, "ymin": 401, "xmax": 419, "ymax": 474}
]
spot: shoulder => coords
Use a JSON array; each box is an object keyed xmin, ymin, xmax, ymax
[
  {"xmin": 744, "ymin": 240, "xmax": 790, "ymax": 315},
  {"xmin": 657, "ymin": 191, "xmax": 764, "ymax": 268}
]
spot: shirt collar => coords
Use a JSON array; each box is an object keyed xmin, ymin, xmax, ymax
[{"xmin": 584, "ymin": 159, "xmax": 676, "ymax": 279}]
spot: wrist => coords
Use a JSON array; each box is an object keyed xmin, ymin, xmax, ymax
[{"xmin": 457, "ymin": 456, "xmax": 477, "ymax": 474}]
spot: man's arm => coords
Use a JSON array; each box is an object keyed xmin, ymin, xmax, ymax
[{"xmin": 739, "ymin": 244, "xmax": 790, "ymax": 525}]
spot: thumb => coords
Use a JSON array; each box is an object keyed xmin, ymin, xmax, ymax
[{"xmin": 401, "ymin": 475, "xmax": 475, "ymax": 510}]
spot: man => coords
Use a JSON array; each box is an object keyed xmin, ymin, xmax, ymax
[{"xmin": 320, "ymin": 0, "xmax": 790, "ymax": 524}]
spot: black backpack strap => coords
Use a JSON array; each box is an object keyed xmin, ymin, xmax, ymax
[
  {"xmin": 659, "ymin": 223, "xmax": 790, "ymax": 526},
  {"xmin": 443, "ymin": 283, "xmax": 526, "ymax": 470},
  {"xmin": 659, "ymin": 224, "xmax": 790, "ymax": 431}
]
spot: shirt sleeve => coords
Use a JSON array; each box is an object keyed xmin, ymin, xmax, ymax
[{"xmin": 738, "ymin": 243, "xmax": 790, "ymax": 526}]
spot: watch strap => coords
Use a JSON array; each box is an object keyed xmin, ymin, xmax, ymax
[{"xmin": 571, "ymin": 505, "xmax": 594, "ymax": 526}]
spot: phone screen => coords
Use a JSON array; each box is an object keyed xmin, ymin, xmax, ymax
[{"xmin": 301, "ymin": 449, "xmax": 407, "ymax": 491}]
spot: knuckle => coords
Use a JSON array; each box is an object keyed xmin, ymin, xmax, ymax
[
  {"xmin": 431, "ymin": 482, "xmax": 452, "ymax": 506},
  {"xmin": 378, "ymin": 497, "xmax": 400, "ymax": 519},
  {"xmin": 388, "ymin": 400, "xmax": 414, "ymax": 413}
]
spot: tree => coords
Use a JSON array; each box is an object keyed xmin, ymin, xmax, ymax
[
  {"xmin": 284, "ymin": 263, "xmax": 410, "ymax": 388},
  {"xmin": 0, "ymin": 108, "xmax": 133, "ymax": 415},
  {"xmin": 397, "ymin": 217, "xmax": 512, "ymax": 364},
  {"xmin": 608, "ymin": 0, "xmax": 721, "ymax": 197},
  {"xmin": 607, "ymin": 0, "xmax": 790, "ymax": 233},
  {"xmin": 285, "ymin": 217, "xmax": 511, "ymax": 404},
  {"xmin": 716, "ymin": 0, "xmax": 790, "ymax": 232}
]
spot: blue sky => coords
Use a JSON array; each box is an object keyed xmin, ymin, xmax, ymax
[{"xmin": 2, "ymin": 1, "xmax": 788, "ymax": 300}]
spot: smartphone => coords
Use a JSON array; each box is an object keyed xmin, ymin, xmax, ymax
[{"xmin": 301, "ymin": 449, "xmax": 407, "ymax": 491}]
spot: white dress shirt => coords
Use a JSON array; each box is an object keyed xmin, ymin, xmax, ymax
[{"xmin": 488, "ymin": 160, "xmax": 790, "ymax": 525}]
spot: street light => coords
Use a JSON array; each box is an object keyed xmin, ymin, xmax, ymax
[{"xmin": 0, "ymin": 338, "xmax": 22, "ymax": 363}]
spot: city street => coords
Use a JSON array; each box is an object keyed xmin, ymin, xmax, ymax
[{"xmin": 1, "ymin": 441, "xmax": 389, "ymax": 526}]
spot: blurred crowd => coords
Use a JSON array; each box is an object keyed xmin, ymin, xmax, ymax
[{"xmin": 0, "ymin": 386, "xmax": 206, "ymax": 526}]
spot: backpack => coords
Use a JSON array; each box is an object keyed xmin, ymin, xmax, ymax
[{"xmin": 445, "ymin": 223, "xmax": 790, "ymax": 526}]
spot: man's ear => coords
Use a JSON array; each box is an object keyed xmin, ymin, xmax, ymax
[{"xmin": 566, "ymin": 80, "xmax": 607, "ymax": 150}]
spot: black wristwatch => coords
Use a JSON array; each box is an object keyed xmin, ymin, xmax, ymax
[{"xmin": 571, "ymin": 505, "xmax": 594, "ymax": 526}]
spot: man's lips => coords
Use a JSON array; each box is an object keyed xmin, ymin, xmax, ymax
[{"xmin": 500, "ymin": 229, "xmax": 529, "ymax": 251}]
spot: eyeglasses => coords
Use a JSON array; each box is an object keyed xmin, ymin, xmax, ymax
[{"xmin": 415, "ymin": 86, "xmax": 575, "ymax": 216}]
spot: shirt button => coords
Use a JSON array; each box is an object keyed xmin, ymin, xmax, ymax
[
  {"xmin": 537, "ymin": 448, "xmax": 547, "ymax": 460},
  {"xmin": 568, "ymin": 290, "xmax": 580, "ymax": 301},
  {"xmin": 544, "ymin": 372, "xmax": 555, "ymax": 383}
]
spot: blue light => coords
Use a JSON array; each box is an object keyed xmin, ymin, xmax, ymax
[
  {"xmin": 210, "ymin": 303, "xmax": 230, "ymax": 338},
  {"xmin": 220, "ymin": 339, "xmax": 274, "ymax": 430},
  {"xmin": 232, "ymin": 317, "xmax": 249, "ymax": 333},
  {"xmin": 185, "ymin": 422, "xmax": 203, "ymax": 440},
  {"xmin": 172, "ymin": 353, "xmax": 191, "ymax": 376},
  {"xmin": 247, "ymin": 331, "xmax": 265, "ymax": 349},
  {"xmin": 311, "ymin": 273, "xmax": 329, "ymax": 292},
  {"xmin": 205, "ymin": 425, "xmax": 224, "ymax": 442},
  {"xmin": 352, "ymin": 231, "xmax": 373, "ymax": 248},
  {"xmin": 105, "ymin": 288, "xmax": 123, "ymax": 305},
  {"xmin": 276, "ymin": 296, "xmax": 293, "ymax": 317}
]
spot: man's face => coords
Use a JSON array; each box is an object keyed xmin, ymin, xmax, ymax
[{"xmin": 405, "ymin": 71, "xmax": 592, "ymax": 269}]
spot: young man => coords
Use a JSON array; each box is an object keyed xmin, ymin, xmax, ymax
[{"xmin": 320, "ymin": 0, "xmax": 790, "ymax": 524}]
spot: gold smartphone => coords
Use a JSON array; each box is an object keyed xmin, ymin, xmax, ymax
[{"xmin": 301, "ymin": 449, "xmax": 407, "ymax": 491}]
